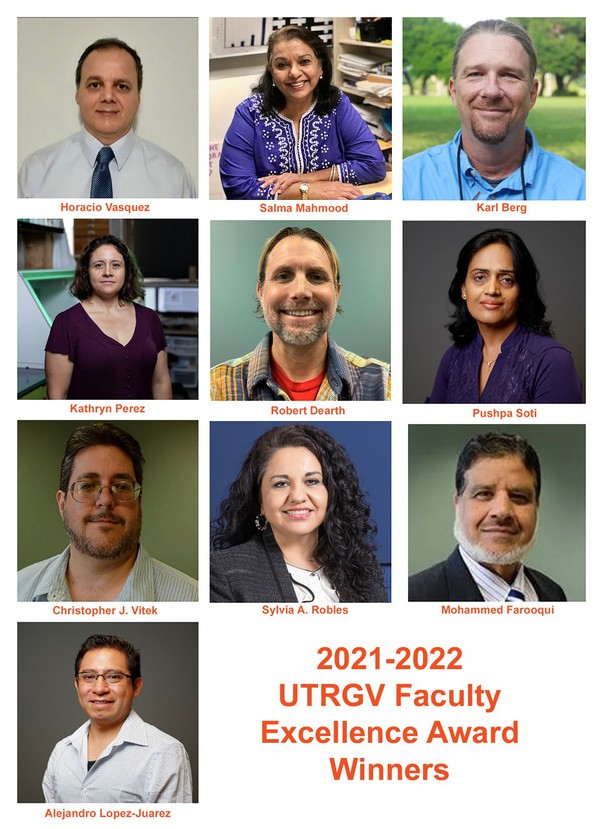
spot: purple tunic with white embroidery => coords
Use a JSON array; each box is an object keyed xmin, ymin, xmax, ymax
[
  {"xmin": 427, "ymin": 327, "xmax": 583, "ymax": 403},
  {"xmin": 219, "ymin": 93, "xmax": 387, "ymax": 200}
]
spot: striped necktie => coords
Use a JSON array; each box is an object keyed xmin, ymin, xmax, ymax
[
  {"xmin": 90, "ymin": 146, "xmax": 115, "ymax": 197},
  {"xmin": 506, "ymin": 588, "xmax": 526, "ymax": 602}
]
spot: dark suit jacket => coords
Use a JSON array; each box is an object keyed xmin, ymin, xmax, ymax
[
  {"xmin": 408, "ymin": 547, "xmax": 567, "ymax": 602},
  {"xmin": 211, "ymin": 529, "xmax": 388, "ymax": 603}
]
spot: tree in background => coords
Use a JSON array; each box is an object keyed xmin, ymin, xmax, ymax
[
  {"xmin": 511, "ymin": 18, "xmax": 585, "ymax": 95},
  {"xmin": 403, "ymin": 18, "xmax": 462, "ymax": 95}
]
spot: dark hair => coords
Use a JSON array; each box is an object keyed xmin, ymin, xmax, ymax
[
  {"xmin": 211, "ymin": 425, "xmax": 384, "ymax": 602},
  {"xmin": 253, "ymin": 25, "xmax": 340, "ymax": 116},
  {"xmin": 76, "ymin": 37, "xmax": 143, "ymax": 90},
  {"xmin": 60, "ymin": 423, "xmax": 145, "ymax": 492},
  {"xmin": 455, "ymin": 432, "xmax": 541, "ymax": 502},
  {"xmin": 452, "ymin": 19, "xmax": 537, "ymax": 82},
  {"xmin": 75, "ymin": 634, "xmax": 141, "ymax": 681},
  {"xmin": 71, "ymin": 234, "xmax": 144, "ymax": 302},
  {"xmin": 447, "ymin": 228, "xmax": 553, "ymax": 346},
  {"xmin": 256, "ymin": 226, "xmax": 342, "ymax": 316}
]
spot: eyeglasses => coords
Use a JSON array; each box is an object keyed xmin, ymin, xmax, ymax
[
  {"xmin": 69, "ymin": 481, "xmax": 142, "ymax": 503},
  {"xmin": 76, "ymin": 671, "xmax": 133, "ymax": 684}
]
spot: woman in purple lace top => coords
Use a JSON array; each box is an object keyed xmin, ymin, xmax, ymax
[
  {"xmin": 219, "ymin": 25, "xmax": 387, "ymax": 201},
  {"xmin": 427, "ymin": 228, "xmax": 582, "ymax": 404},
  {"xmin": 45, "ymin": 235, "xmax": 172, "ymax": 400}
]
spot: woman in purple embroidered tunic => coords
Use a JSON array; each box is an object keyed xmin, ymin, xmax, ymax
[
  {"xmin": 219, "ymin": 25, "xmax": 387, "ymax": 201},
  {"xmin": 45, "ymin": 235, "xmax": 172, "ymax": 400},
  {"xmin": 427, "ymin": 228, "xmax": 582, "ymax": 404}
]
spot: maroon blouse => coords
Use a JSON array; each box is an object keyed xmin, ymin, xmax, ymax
[{"xmin": 45, "ymin": 302, "xmax": 167, "ymax": 399}]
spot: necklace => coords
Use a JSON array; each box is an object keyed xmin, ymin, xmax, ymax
[{"xmin": 484, "ymin": 352, "xmax": 501, "ymax": 371}]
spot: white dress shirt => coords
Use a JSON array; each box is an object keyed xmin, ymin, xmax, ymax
[{"xmin": 18, "ymin": 128, "xmax": 196, "ymax": 198}]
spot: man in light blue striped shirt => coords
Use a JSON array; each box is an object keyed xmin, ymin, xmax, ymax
[{"xmin": 18, "ymin": 423, "xmax": 197, "ymax": 602}]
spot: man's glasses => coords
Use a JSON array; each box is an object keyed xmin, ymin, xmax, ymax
[
  {"xmin": 76, "ymin": 671, "xmax": 133, "ymax": 685},
  {"xmin": 69, "ymin": 481, "xmax": 142, "ymax": 503}
]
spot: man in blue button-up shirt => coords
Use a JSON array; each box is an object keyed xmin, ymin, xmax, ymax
[{"xmin": 403, "ymin": 19, "xmax": 585, "ymax": 200}]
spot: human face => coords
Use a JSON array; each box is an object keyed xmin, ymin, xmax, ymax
[
  {"xmin": 450, "ymin": 33, "xmax": 539, "ymax": 145},
  {"xmin": 75, "ymin": 648, "xmax": 142, "ymax": 730},
  {"xmin": 57, "ymin": 445, "xmax": 142, "ymax": 562},
  {"xmin": 462, "ymin": 243, "xmax": 520, "ymax": 333},
  {"xmin": 76, "ymin": 47, "xmax": 140, "ymax": 143},
  {"xmin": 454, "ymin": 455, "xmax": 538, "ymax": 569},
  {"xmin": 88, "ymin": 245, "xmax": 126, "ymax": 300},
  {"xmin": 270, "ymin": 38, "xmax": 322, "ymax": 109},
  {"xmin": 257, "ymin": 237, "xmax": 340, "ymax": 347},
  {"xmin": 260, "ymin": 447, "xmax": 328, "ymax": 546}
]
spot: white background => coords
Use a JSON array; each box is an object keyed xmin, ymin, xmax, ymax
[{"xmin": 8, "ymin": 1, "xmax": 597, "ymax": 827}]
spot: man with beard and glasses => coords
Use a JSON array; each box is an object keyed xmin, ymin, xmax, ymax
[
  {"xmin": 403, "ymin": 19, "xmax": 585, "ymax": 200},
  {"xmin": 409, "ymin": 432, "xmax": 567, "ymax": 602},
  {"xmin": 210, "ymin": 226, "xmax": 391, "ymax": 400},
  {"xmin": 17, "ymin": 423, "xmax": 197, "ymax": 601}
]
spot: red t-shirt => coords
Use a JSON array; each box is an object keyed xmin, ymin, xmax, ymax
[{"xmin": 271, "ymin": 357, "xmax": 326, "ymax": 401}]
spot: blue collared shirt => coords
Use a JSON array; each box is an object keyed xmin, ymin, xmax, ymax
[{"xmin": 403, "ymin": 129, "xmax": 585, "ymax": 200}]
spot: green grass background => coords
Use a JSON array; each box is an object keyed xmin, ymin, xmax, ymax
[{"xmin": 402, "ymin": 95, "xmax": 586, "ymax": 169}]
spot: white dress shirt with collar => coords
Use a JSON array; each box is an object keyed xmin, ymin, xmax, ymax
[{"xmin": 18, "ymin": 128, "xmax": 196, "ymax": 198}]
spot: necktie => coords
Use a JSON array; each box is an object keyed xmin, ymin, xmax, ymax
[
  {"xmin": 90, "ymin": 146, "xmax": 115, "ymax": 198},
  {"xmin": 506, "ymin": 588, "xmax": 525, "ymax": 602}
]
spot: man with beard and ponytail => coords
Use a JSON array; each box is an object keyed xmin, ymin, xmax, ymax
[
  {"xmin": 409, "ymin": 432, "xmax": 567, "ymax": 602},
  {"xmin": 210, "ymin": 226, "xmax": 391, "ymax": 400},
  {"xmin": 403, "ymin": 19, "xmax": 585, "ymax": 200},
  {"xmin": 17, "ymin": 424, "xmax": 197, "ymax": 601}
]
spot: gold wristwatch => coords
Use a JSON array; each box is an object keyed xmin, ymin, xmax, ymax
[{"xmin": 299, "ymin": 182, "xmax": 309, "ymax": 200}]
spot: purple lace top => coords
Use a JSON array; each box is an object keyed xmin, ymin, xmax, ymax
[{"xmin": 427, "ymin": 327, "xmax": 582, "ymax": 404}]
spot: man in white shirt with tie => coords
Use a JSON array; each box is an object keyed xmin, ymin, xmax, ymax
[{"xmin": 18, "ymin": 37, "xmax": 196, "ymax": 198}]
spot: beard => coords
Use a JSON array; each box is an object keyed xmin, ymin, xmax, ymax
[
  {"xmin": 453, "ymin": 514, "xmax": 538, "ymax": 567},
  {"xmin": 63, "ymin": 507, "xmax": 141, "ymax": 561},
  {"xmin": 264, "ymin": 301, "xmax": 336, "ymax": 346},
  {"xmin": 471, "ymin": 124, "xmax": 510, "ymax": 145}
]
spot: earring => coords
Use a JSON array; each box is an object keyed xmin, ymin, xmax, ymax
[
  {"xmin": 272, "ymin": 82, "xmax": 276, "ymax": 87},
  {"xmin": 320, "ymin": 74, "xmax": 323, "ymax": 79},
  {"xmin": 255, "ymin": 514, "xmax": 269, "ymax": 532},
  {"xmin": 461, "ymin": 292, "xmax": 467, "ymax": 300}
]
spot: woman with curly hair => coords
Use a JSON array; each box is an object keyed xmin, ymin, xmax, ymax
[
  {"xmin": 426, "ymin": 228, "xmax": 582, "ymax": 403},
  {"xmin": 211, "ymin": 424, "xmax": 387, "ymax": 602},
  {"xmin": 45, "ymin": 234, "xmax": 172, "ymax": 400},
  {"xmin": 219, "ymin": 25, "xmax": 386, "ymax": 200}
]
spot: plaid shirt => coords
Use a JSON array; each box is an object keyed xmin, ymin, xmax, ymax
[{"xmin": 210, "ymin": 334, "xmax": 391, "ymax": 401}]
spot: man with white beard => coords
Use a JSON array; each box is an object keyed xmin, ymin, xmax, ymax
[{"xmin": 409, "ymin": 432, "xmax": 567, "ymax": 601}]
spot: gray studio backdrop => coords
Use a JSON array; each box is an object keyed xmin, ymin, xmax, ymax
[
  {"xmin": 408, "ymin": 424, "xmax": 585, "ymax": 601},
  {"xmin": 17, "ymin": 421, "xmax": 198, "ymax": 581},
  {"xmin": 18, "ymin": 622, "xmax": 198, "ymax": 802},
  {"xmin": 403, "ymin": 221, "xmax": 585, "ymax": 402},
  {"xmin": 210, "ymin": 220, "xmax": 391, "ymax": 366}
]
